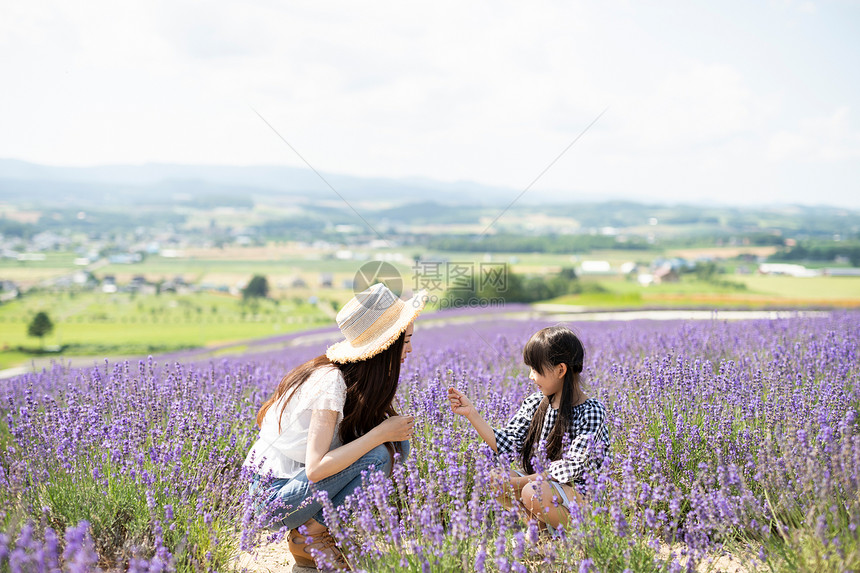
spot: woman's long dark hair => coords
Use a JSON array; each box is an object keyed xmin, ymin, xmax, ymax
[
  {"xmin": 256, "ymin": 332, "xmax": 406, "ymax": 448},
  {"xmin": 520, "ymin": 325, "xmax": 585, "ymax": 474}
]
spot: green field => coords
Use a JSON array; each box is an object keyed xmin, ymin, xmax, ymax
[
  {"xmin": 735, "ymin": 275, "xmax": 860, "ymax": 300},
  {"xmin": 0, "ymin": 291, "xmax": 330, "ymax": 369},
  {"xmin": 3, "ymin": 247, "xmax": 859, "ymax": 371},
  {"xmin": 0, "ymin": 252, "xmax": 78, "ymax": 268},
  {"xmin": 547, "ymin": 274, "xmax": 860, "ymax": 308},
  {"xmin": 3, "ymin": 248, "xmax": 651, "ymax": 289}
]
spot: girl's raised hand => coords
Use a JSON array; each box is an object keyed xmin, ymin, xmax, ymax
[{"xmin": 447, "ymin": 387, "xmax": 477, "ymax": 418}]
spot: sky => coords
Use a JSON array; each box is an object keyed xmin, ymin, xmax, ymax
[{"xmin": 1, "ymin": 0, "xmax": 859, "ymax": 207}]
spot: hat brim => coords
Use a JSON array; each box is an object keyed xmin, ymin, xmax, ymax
[{"xmin": 326, "ymin": 290, "xmax": 428, "ymax": 364}]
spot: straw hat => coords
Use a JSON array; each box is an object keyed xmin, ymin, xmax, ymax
[{"xmin": 326, "ymin": 283, "xmax": 428, "ymax": 363}]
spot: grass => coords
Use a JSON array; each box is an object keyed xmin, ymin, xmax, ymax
[
  {"xmin": 4, "ymin": 248, "xmax": 859, "ymax": 371},
  {"xmin": 100, "ymin": 257, "xmax": 374, "ymax": 276},
  {"xmin": 544, "ymin": 275, "xmax": 860, "ymax": 309},
  {"xmin": 0, "ymin": 291, "xmax": 329, "ymax": 369},
  {"xmin": 0, "ymin": 252, "xmax": 79, "ymax": 269},
  {"xmin": 0, "ymin": 349, "xmax": 34, "ymax": 370},
  {"xmin": 543, "ymin": 292, "xmax": 646, "ymax": 308},
  {"xmin": 4, "ymin": 274, "xmax": 858, "ymax": 370},
  {"xmin": 94, "ymin": 250, "xmax": 653, "ymax": 301},
  {"xmin": 22, "ymin": 437, "xmax": 245, "ymax": 571},
  {"xmin": 735, "ymin": 275, "xmax": 860, "ymax": 300},
  {"xmin": 3, "ymin": 246, "xmax": 651, "ymax": 289},
  {"xmin": 422, "ymin": 249, "xmax": 653, "ymax": 268},
  {"xmin": 758, "ymin": 518, "xmax": 860, "ymax": 572},
  {"xmin": 602, "ymin": 277, "xmax": 747, "ymax": 295},
  {"xmin": 37, "ymin": 463, "xmax": 152, "ymax": 565}
]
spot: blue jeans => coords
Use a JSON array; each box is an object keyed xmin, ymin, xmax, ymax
[{"xmin": 253, "ymin": 440, "xmax": 409, "ymax": 529}]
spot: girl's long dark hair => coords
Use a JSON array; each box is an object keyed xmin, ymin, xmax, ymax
[
  {"xmin": 256, "ymin": 332, "xmax": 406, "ymax": 449},
  {"xmin": 520, "ymin": 325, "xmax": 585, "ymax": 474}
]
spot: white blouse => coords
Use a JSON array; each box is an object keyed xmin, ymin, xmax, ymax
[{"xmin": 243, "ymin": 365, "xmax": 348, "ymax": 479}]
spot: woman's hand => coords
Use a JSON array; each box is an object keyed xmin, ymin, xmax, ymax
[
  {"xmin": 372, "ymin": 415, "xmax": 415, "ymax": 443},
  {"xmin": 307, "ymin": 411, "xmax": 413, "ymax": 482},
  {"xmin": 448, "ymin": 387, "xmax": 477, "ymax": 419}
]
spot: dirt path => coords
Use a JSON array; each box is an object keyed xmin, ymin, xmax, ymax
[
  {"xmin": 231, "ymin": 537, "xmax": 315, "ymax": 573},
  {"xmin": 659, "ymin": 544, "xmax": 757, "ymax": 573},
  {"xmin": 232, "ymin": 538, "xmax": 756, "ymax": 572}
]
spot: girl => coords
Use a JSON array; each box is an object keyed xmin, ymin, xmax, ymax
[
  {"xmin": 244, "ymin": 283, "xmax": 427, "ymax": 570},
  {"xmin": 448, "ymin": 325, "xmax": 609, "ymax": 529}
]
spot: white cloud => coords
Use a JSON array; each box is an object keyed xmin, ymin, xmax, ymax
[
  {"xmin": 0, "ymin": 0, "xmax": 858, "ymax": 206},
  {"xmin": 772, "ymin": 0, "xmax": 818, "ymax": 15},
  {"xmin": 611, "ymin": 63, "xmax": 768, "ymax": 151},
  {"xmin": 767, "ymin": 107, "xmax": 860, "ymax": 162}
]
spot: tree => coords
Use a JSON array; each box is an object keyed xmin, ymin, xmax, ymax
[
  {"xmin": 27, "ymin": 311, "xmax": 54, "ymax": 347},
  {"xmin": 243, "ymin": 275, "xmax": 270, "ymax": 300}
]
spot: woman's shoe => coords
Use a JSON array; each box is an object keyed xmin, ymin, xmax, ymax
[{"xmin": 288, "ymin": 528, "xmax": 348, "ymax": 570}]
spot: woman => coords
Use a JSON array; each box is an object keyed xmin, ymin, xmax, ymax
[{"xmin": 244, "ymin": 283, "xmax": 427, "ymax": 570}]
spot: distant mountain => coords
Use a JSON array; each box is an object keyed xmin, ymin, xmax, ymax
[
  {"xmin": 2, "ymin": 157, "xmax": 857, "ymax": 240},
  {"xmin": 3, "ymin": 159, "xmax": 858, "ymax": 217},
  {"xmin": 0, "ymin": 158, "xmax": 515, "ymax": 207}
]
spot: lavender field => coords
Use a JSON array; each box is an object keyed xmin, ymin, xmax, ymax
[{"xmin": 1, "ymin": 312, "xmax": 859, "ymax": 572}]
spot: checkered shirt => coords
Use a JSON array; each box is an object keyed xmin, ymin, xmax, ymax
[{"xmin": 493, "ymin": 391, "xmax": 609, "ymax": 486}]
